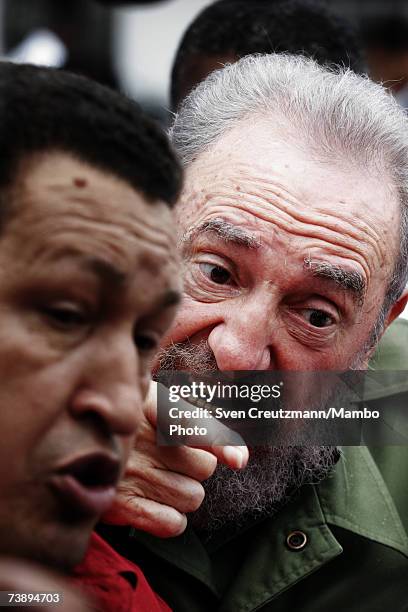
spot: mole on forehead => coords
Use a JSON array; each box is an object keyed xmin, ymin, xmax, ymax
[{"xmin": 73, "ymin": 177, "xmax": 88, "ymax": 188}]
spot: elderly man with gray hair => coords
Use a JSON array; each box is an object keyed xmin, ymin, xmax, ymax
[{"xmin": 103, "ymin": 53, "xmax": 408, "ymax": 611}]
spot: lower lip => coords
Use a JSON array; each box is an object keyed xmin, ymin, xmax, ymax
[{"xmin": 49, "ymin": 475, "xmax": 116, "ymax": 519}]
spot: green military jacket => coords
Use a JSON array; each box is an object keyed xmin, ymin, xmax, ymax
[{"xmin": 104, "ymin": 319, "xmax": 408, "ymax": 612}]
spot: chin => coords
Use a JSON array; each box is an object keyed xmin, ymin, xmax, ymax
[
  {"xmin": 13, "ymin": 515, "xmax": 95, "ymax": 573},
  {"xmin": 0, "ymin": 486, "xmax": 98, "ymax": 572},
  {"xmin": 34, "ymin": 526, "xmax": 93, "ymax": 572},
  {"xmin": 46, "ymin": 515, "xmax": 97, "ymax": 572}
]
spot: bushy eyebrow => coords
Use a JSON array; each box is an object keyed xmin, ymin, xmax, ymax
[
  {"xmin": 180, "ymin": 220, "xmax": 366, "ymax": 303},
  {"xmin": 181, "ymin": 218, "xmax": 261, "ymax": 255},
  {"xmin": 304, "ymin": 257, "xmax": 366, "ymax": 303}
]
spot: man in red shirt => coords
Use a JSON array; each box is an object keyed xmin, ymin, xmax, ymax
[{"xmin": 0, "ymin": 61, "xmax": 181, "ymax": 610}]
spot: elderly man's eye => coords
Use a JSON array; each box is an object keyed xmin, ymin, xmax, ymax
[
  {"xmin": 199, "ymin": 263, "xmax": 233, "ymax": 285},
  {"xmin": 42, "ymin": 303, "xmax": 87, "ymax": 330},
  {"xmin": 301, "ymin": 309, "xmax": 335, "ymax": 328}
]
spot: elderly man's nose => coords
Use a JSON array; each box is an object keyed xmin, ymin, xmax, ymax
[
  {"xmin": 70, "ymin": 338, "xmax": 142, "ymax": 436},
  {"xmin": 208, "ymin": 322, "xmax": 272, "ymax": 370}
]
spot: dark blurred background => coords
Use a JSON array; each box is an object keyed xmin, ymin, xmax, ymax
[{"xmin": 1, "ymin": 0, "xmax": 408, "ymax": 115}]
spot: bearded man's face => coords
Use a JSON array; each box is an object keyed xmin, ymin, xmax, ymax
[{"xmin": 155, "ymin": 118, "xmax": 402, "ymax": 531}]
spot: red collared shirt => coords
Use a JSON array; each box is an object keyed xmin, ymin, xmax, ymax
[{"xmin": 72, "ymin": 532, "xmax": 171, "ymax": 612}]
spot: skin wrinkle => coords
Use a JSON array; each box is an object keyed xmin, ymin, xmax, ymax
[
  {"xmin": 182, "ymin": 177, "xmax": 387, "ymax": 278},
  {"xmin": 10, "ymin": 164, "xmax": 176, "ymax": 257},
  {"xmin": 182, "ymin": 154, "xmax": 392, "ymax": 262},
  {"xmin": 187, "ymin": 205, "xmax": 378, "ymax": 291},
  {"xmin": 203, "ymin": 224, "xmax": 377, "ymax": 337},
  {"xmin": 183, "ymin": 222, "xmax": 367, "ymax": 315},
  {"xmin": 285, "ymin": 316, "xmax": 338, "ymax": 350},
  {"xmin": 196, "ymin": 198, "xmax": 387, "ymax": 282},
  {"xmin": 180, "ymin": 276, "xmax": 355, "ymax": 357},
  {"xmin": 243, "ymin": 182, "xmax": 383, "ymax": 264},
  {"xmin": 31, "ymin": 245, "xmax": 172, "ymax": 284},
  {"xmin": 10, "ymin": 230, "xmax": 176, "ymax": 291},
  {"xmin": 7, "ymin": 203, "xmax": 176, "ymax": 271},
  {"xmin": 158, "ymin": 334, "xmax": 341, "ymax": 532},
  {"xmin": 183, "ymin": 228, "xmax": 371, "ymax": 320},
  {"xmin": 186, "ymin": 218, "xmax": 380, "ymax": 314},
  {"xmin": 18, "ymin": 210, "xmax": 174, "ymax": 256},
  {"xmin": 184, "ymin": 216, "xmax": 367, "ymax": 301}
]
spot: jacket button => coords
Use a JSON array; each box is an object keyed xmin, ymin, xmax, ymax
[{"xmin": 286, "ymin": 530, "xmax": 308, "ymax": 551}]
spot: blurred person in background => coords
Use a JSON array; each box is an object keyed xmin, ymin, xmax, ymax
[
  {"xmin": 4, "ymin": 0, "xmax": 117, "ymax": 88},
  {"xmin": 170, "ymin": 0, "xmax": 365, "ymax": 110}
]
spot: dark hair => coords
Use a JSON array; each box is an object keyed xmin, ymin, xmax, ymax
[
  {"xmin": 361, "ymin": 15, "xmax": 408, "ymax": 54},
  {"xmin": 171, "ymin": 0, "xmax": 364, "ymax": 109},
  {"xmin": 0, "ymin": 61, "xmax": 182, "ymax": 228}
]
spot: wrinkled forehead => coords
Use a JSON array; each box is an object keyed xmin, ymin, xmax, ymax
[
  {"xmin": 178, "ymin": 117, "xmax": 400, "ymax": 248},
  {"xmin": 5, "ymin": 152, "xmax": 180, "ymax": 285}
]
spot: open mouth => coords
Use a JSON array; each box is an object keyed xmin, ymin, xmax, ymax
[{"xmin": 49, "ymin": 453, "xmax": 121, "ymax": 520}]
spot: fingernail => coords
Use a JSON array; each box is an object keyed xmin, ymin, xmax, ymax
[
  {"xmin": 224, "ymin": 446, "xmax": 243, "ymax": 469},
  {"xmin": 237, "ymin": 445, "xmax": 249, "ymax": 467}
]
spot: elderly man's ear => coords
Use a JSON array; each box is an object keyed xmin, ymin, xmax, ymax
[
  {"xmin": 361, "ymin": 287, "xmax": 408, "ymax": 368},
  {"xmin": 385, "ymin": 286, "xmax": 408, "ymax": 328}
]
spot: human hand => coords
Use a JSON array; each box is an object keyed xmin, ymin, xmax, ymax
[{"xmin": 103, "ymin": 381, "xmax": 248, "ymax": 537}]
